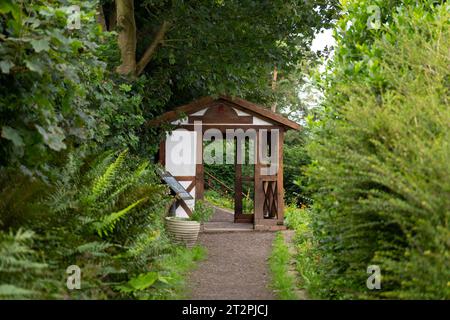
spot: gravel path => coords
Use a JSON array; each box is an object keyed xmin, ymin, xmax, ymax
[{"xmin": 188, "ymin": 231, "xmax": 276, "ymax": 300}]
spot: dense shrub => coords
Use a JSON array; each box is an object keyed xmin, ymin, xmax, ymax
[
  {"xmin": 306, "ymin": 2, "xmax": 450, "ymax": 299},
  {"xmin": 0, "ymin": 1, "xmax": 148, "ymax": 174}
]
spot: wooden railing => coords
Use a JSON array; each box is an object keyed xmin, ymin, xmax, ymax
[{"xmin": 204, "ymin": 169, "xmax": 246, "ymax": 198}]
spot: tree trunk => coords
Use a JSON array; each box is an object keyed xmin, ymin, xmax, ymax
[
  {"xmin": 271, "ymin": 66, "xmax": 278, "ymax": 112},
  {"xmin": 116, "ymin": 0, "xmax": 137, "ymax": 76},
  {"xmin": 97, "ymin": 5, "xmax": 107, "ymax": 32}
]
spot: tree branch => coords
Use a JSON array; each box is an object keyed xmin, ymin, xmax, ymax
[{"xmin": 136, "ymin": 21, "xmax": 170, "ymax": 76}]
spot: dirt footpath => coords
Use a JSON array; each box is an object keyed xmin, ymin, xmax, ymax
[{"xmin": 188, "ymin": 232, "xmax": 276, "ymax": 300}]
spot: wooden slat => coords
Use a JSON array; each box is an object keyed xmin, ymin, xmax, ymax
[
  {"xmin": 174, "ymin": 176, "xmax": 195, "ymax": 181},
  {"xmin": 260, "ymin": 176, "xmax": 277, "ymax": 181}
]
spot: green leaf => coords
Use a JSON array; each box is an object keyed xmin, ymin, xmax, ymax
[
  {"xmin": 0, "ymin": 60, "xmax": 14, "ymax": 74},
  {"xmin": 1, "ymin": 126, "xmax": 24, "ymax": 147},
  {"xmin": 30, "ymin": 39, "xmax": 50, "ymax": 53},
  {"xmin": 127, "ymin": 272, "xmax": 159, "ymax": 290}
]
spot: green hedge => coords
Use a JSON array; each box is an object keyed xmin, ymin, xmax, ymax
[{"xmin": 306, "ymin": 2, "xmax": 450, "ymax": 299}]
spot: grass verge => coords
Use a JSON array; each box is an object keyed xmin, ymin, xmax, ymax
[
  {"xmin": 149, "ymin": 245, "xmax": 207, "ymax": 299},
  {"xmin": 268, "ymin": 232, "xmax": 298, "ymax": 300},
  {"xmin": 285, "ymin": 205, "xmax": 322, "ymax": 298}
]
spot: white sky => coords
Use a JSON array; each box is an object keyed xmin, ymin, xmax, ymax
[
  {"xmin": 311, "ymin": 29, "xmax": 335, "ymax": 53},
  {"xmin": 290, "ymin": 29, "xmax": 336, "ymax": 122}
]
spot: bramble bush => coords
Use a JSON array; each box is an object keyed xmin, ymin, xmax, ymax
[{"xmin": 305, "ymin": 2, "xmax": 450, "ymax": 299}]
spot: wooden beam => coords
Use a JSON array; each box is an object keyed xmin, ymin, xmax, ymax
[
  {"xmin": 177, "ymin": 124, "xmax": 283, "ymax": 132},
  {"xmin": 220, "ymin": 96, "xmax": 300, "ymax": 130},
  {"xmin": 146, "ymin": 97, "xmax": 215, "ymax": 126},
  {"xmin": 253, "ymin": 131, "xmax": 264, "ymax": 223},
  {"xmin": 158, "ymin": 139, "xmax": 165, "ymax": 166},
  {"xmin": 234, "ymin": 161, "xmax": 243, "ymax": 217},
  {"xmin": 146, "ymin": 96, "xmax": 301, "ymax": 131},
  {"xmin": 277, "ymin": 129, "xmax": 285, "ymax": 223},
  {"xmin": 178, "ymin": 199, "xmax": 193, "ymax": 217},
  {"xmin": 195, "ymin": 129, "xmax": 204, "ymax": 200},
  {"xmin": 188, "ymin": 104, "xmax": 252, "ymax": 124},
  {"xmin": 186, "ymin": 180, "xmax": 195, "ymax": 193}
]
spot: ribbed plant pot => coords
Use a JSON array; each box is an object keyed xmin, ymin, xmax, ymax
[{"xmin": 165, "ymin": 217, "xmax": 200, "ymax": 248}]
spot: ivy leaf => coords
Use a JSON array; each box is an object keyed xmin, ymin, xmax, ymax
[
  {"xmin": 30, "ymin": 39, "xmax": 50, "ymax": 53},
  {"xmin": 25, "ymin": 58, "xmax": 45, "ymax": 75},
  {"xmin": 35, "ymin": 125, "xmax": 66, "ymax": 151},
  {"xmin": 1, "ymin": 126, "xmax": 24, "ymax": 147},
  {"xmin": 0, "ymin": 60, "xmax": 14, "ymax": 74},
  {"xmin": 168, "ymin": 52, "xmax": 176, "ymax": 65},
  {"xmin": 0, "ymin": 0, "xmax": 21, "ymax": 20}
]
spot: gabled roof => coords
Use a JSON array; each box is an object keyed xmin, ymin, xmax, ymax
[{"xmin": 147, "ymin": 95, "xmax": 301, "ymax": 130}]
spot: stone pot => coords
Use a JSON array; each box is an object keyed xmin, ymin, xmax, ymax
[{"xmin": 165, "ymin": 217, "xmax": 200, "ymax": 248}]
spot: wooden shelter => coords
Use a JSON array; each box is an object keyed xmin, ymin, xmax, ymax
[{"xmin": 151, "ymin": 96, "xmax": 300, "ymax": 230}]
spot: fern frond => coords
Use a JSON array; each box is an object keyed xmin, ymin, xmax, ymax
[
  {"xmin": 84, "ymin": 150, "xmax": 115, "ymax": 182},
  {"xmin": 125, "ymin": 229, "xmax": 161, "ymax": 258},
  {"xmin": 90, "ymin": 149, "xmax": 128, "ymax": 201},
  {"xmin": 107, "ymin": 160, "xmax": 149, "ymax": 203},
  {"xmin": 0, "ymin": 284, "xmax": 36, "ymax": 298},
  {"xmin": 0, "ymin": 229, "xmax": 47, "ymax": 272},
  {"xmin": 94, "ymin": 197, "xmax": 147, "ymax": 237},
  {"xmin": 75, "ymin": 241, "xmax": 113, "ymax": 257},
  {"xmin": 45, "ymin": 182, "xmax": 77, "ymax": 214}
]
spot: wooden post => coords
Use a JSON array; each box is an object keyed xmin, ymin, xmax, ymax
[
  {"xmin": 253, "ymin": 130, "xmax": 264, "ymax": 225},
  {"xmin": 234, "ymin": 162, "xmax": 243, "ymax": 216},
  {"xmin": 195, "ymin": 129, "xmax": 204, "ymax": 200},
  {"xmin": 277, "ymin": 129, "xmax": 284, "ymax": 223},
  {"xmin": 158, "ymin": 139, "xmax": 166, "ymax": 166}
]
